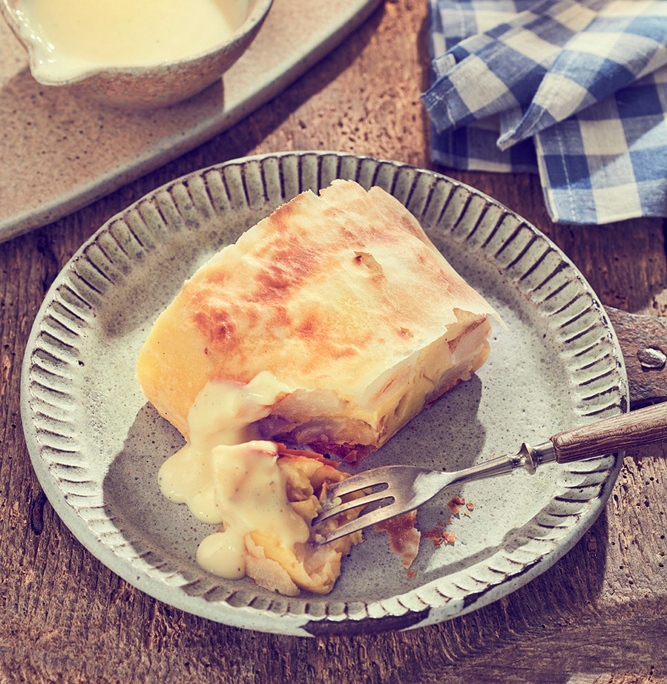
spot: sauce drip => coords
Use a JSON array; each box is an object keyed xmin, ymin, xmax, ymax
[{"xmin": 158, "ymin": 372, "xmax": 307, "ymax": 580}]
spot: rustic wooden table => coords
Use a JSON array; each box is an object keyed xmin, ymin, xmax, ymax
[{"xmin": 2, "ymin": 1, "xmax": 667, "ymax": 682}]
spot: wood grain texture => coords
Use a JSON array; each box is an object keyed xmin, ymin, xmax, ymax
[
  {"xmin": 2, "ymin": 1, "xmax": 667, "ymax": 682},
  {"xmin": 551, "ymin": 403, "xmax": 667, "ymax": 462}
]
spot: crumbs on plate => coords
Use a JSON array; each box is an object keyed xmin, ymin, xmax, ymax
[{"xmin": 422, "ymin": 497, "xmax": 476, "ymax": 550}]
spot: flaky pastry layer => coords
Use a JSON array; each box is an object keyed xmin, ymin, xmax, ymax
[{"xmin": 137, "ymin": 180, "xmax": 498, "ymax": 462}]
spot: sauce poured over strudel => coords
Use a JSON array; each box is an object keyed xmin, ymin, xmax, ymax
[{"xmin": 137, "ymin": 180, "xmax": 500, "ymax": 594}]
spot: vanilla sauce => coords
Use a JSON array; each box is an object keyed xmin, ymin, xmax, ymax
[{"xmin": 17, "ymin": 0, "xmax": 249, "ymax": 81}]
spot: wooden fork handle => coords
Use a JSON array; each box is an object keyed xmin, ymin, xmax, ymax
[{"xmin": 550, "ymin": 402, "xmax": 667, "ymax": 463}]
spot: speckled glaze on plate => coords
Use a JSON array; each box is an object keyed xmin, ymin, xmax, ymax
[{"xmin": 21, "ymin": 152, "xmax": 627, "ymax": 637}]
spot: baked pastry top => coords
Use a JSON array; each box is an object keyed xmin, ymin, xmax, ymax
[{"xmin": 137, "ymin": 179, "xmax": 498, "ymax": 465}]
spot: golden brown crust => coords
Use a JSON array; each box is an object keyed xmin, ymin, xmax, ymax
[{"xmin": 136, "ymin": 180, "xmax": 499, "ymax": 452}]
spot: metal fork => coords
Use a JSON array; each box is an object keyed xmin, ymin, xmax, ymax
[{"xmin": 312, "ymin": 401, "xmax": 667, "ymax": 544}]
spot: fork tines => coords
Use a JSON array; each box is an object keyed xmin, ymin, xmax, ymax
[{"xmin": 311, "ymin": 468, "xmax": 398, "ymax": 544}]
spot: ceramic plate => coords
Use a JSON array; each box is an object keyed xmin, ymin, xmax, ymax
[{"xmin": 21, "ymin": 152, "xmax": 627, "ymax": 636}]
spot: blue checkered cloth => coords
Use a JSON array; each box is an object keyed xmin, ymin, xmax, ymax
[{"xmin": 422, "ymin": 0, "xmax": 667, "ymax": 225}]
